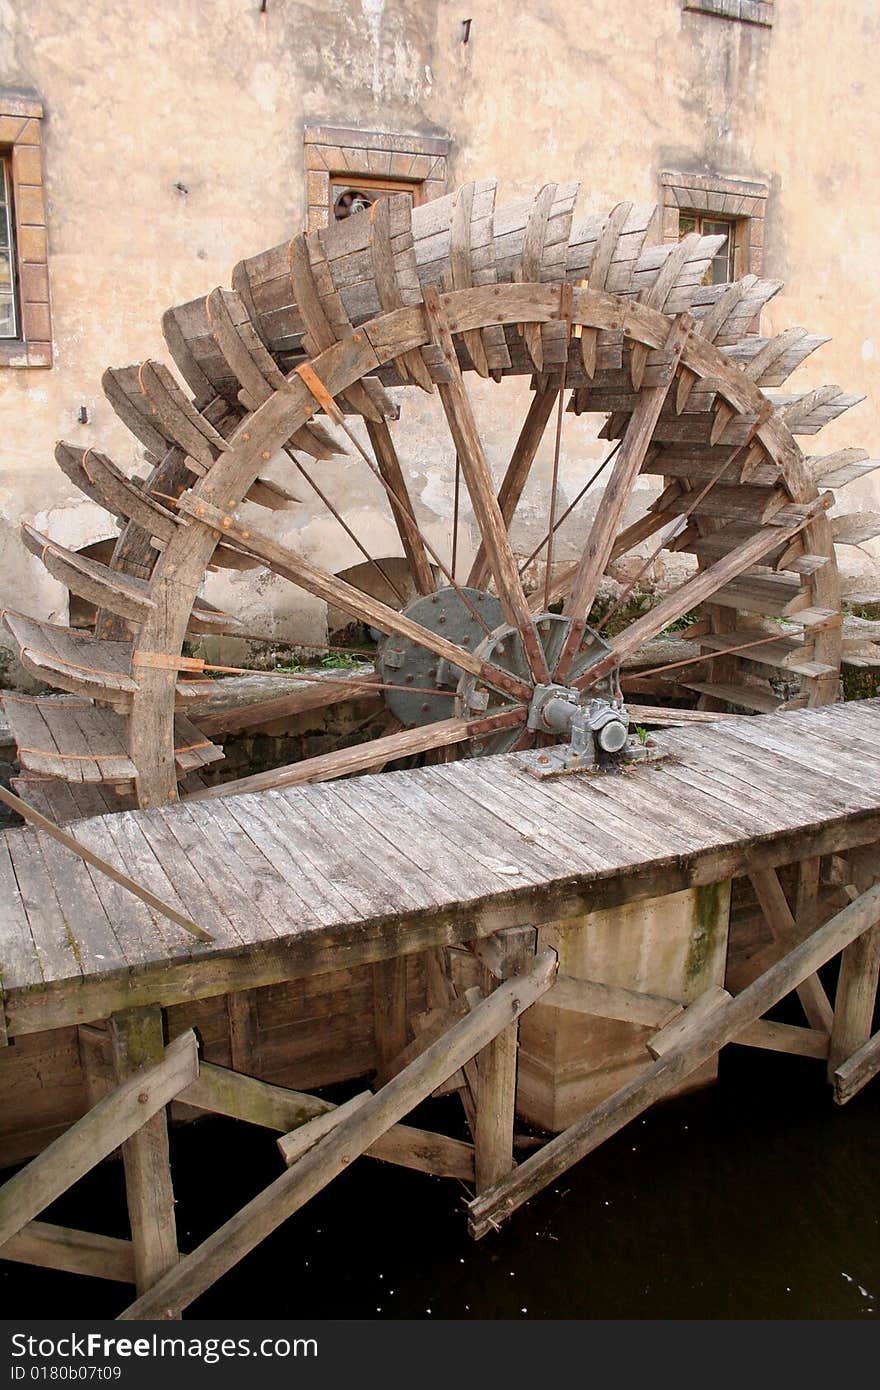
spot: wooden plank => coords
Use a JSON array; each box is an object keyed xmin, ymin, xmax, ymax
[
  {"xmin": 648, "ymin": 985, "xmax": 732, "ymax": 1059},
  {"xmin": 0, "ymin": 1221, "xmax": 136, "ymax": 1284},
  {"xmin": 469, "ymin": 882, "xmax": 880, "ymax": 1238},
  {"xmin": 119, "ymin": 952, "xmax": 556, "ymax": 1317},
  {"xmin": 733, "ymin": 1019, "xmax": 830, "ymax": 1060},
  {"xmin": 109, "ymin": 1006, "xmax": 179, "ymax": 1296},
  {"xmin": 226, "ymin": 990, "xmax": 261, "ymax": 1073},
  {"xmin": 581, "ymin": 494, "xmax": 833, "ymax": 687},
  {"xmin": 0, "ymin": 784, "xmax": 213, "ymax": 944},
  {"xmin": 0, "ymin": 1031, "xmax": 198, "ymax": 1249},
  {"xmin": 834, "ymin": 1030, "xmax": 880, "ymax": 1105}
]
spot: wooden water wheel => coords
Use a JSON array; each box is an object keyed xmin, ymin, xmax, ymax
[{"xmin": 3, "ymin": 180, "xmax": 876, "ymax": 814}]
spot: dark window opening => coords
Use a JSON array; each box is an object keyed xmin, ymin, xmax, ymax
[
  {"xmin": 679, "ymin": 212, "xmax": 740, "ymax": 284},
  {"xmin": 331, "ymin": 176, "xmax": 423, "ymax": 222}
]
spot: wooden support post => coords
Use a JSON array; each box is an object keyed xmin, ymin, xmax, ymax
[
  {"xmin": 828, "ymin": 925, "xmax": 880, "ymax": 1080},
  {"xmin": 475, "ymin": 926, "xmax": 536, "ymax": 1192},
  {"xmin": 834, "ymin": 1030, "xmax": 880, "ymax": 1105},
  {"xmin": 0, "ymin": 1031, "xmax": 198, "ymax": 1251},
  {"xmin": 749, "ymin": 868, "xmax": 834, "ymax": 1031},
  {"xmin": 119, "ymin": 950, "xmax": 556, "ymax": 1318},
  {"xmin": 109, "ymin": 1007, "xmax": 181, "ymax": 1302},
  {"xmin": 225, "ymin": 990, "xmax": 261, "ymax": 1074},
  {"xmin": 372, "ymin": 955, "xmax": 409, "ymax": 1078},
  {"xmin": 468, "ymin": 882, "xmax": 880, "ymax": 1239}
]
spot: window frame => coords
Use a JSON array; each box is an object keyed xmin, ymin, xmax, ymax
[
  {"xmin": 660, "ymin": 171, "xmax": 768, "ymax": 279},
  {"xmin": 0, "ymin": 87, "xmax": 51, "ymax": 368},
  {"xmin": 303, "ymin": 125, "xmax": 449, "ymax": 234}
]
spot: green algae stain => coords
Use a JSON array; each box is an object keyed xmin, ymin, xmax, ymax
[{"xmin": 685, "ymin": 882, "xmax": 725, "ymax": 984}]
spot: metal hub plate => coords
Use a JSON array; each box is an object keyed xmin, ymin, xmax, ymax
[{"xmin": 376, "ymin": 586, "xmax": 505, "ymax": 727}]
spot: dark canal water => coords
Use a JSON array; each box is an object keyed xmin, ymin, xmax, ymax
[{"xmin": 2, "ymin": 1045, "xmax": 878, "ymax": 1321}]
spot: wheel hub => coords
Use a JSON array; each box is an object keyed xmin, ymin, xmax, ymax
[{"xmin": 378, "ymin": 588, "xmax": 630, "ymax": 764}]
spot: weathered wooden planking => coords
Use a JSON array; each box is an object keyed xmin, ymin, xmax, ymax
[{"xmin": 3, "ymin": 702, "xmax": 880, "ymax": 1038}]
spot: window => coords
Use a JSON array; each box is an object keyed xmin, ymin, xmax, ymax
[
  {"xmin": 304, "ymin": 125, "xmax": 449, "ymax": 233},
  {"xmin": 679, "ymin": 212, "xmax": 738, "ymax": 284},
  {"xmin": 660, "ymin": 171, "xmax": 768, "ymax": 279},
  {"xmin": 331, "ymin": 175, "xmax": 424, "ymax": 222},
  {"xmin": 0, "ymin": 87, "xmax": 51, "ymax": 367},
  {"xmin": 0, "ymin": 155, "xmax": 17, "ymax": 336}
]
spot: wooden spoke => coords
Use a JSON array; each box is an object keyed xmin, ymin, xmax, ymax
[
  {"xmin": 364, "ymin": 419, "xmax": 435, "ymax": 596},
  {"xmin": 555, "ymin": 314, "xmax": 692, "ymax": 681},
  {"xmin": 176, "ymin": 492, "xmax": 532, "ymax": 704},
  {"xmin": 186, "ymin": 708, "xmax": 527, "ymax": 800},
  {"xmin": 422, "ymin": 285, "xmax": 550, "ymax": 685},
  {"xmin": 467, "ymin": 385, "xmax": 559, "ymax": 590},
  {"xmin": 577, "ymin": 493, "xmax": 833, "ymax": 690},
  {"xmin": 284, "ymin": 446, "xmax": 406, "ymax": 606}
]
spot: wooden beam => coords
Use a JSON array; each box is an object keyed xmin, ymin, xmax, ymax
[
  {"xmin": 546, "ymin": 974, "xmax": 684, "ymax": 1028},
  {"xmin": 749, "ymin": 868, "xmax": 834, "ymax": 1031},
  {"xmin": 0, "ymin": 1221, "xmax": 136, "ymax": 1284},
  {"xmin": 468, "ymin": 386, "xmax": 559, "ymax": 590},
  {"xmin": 176, "ymin": 490, "xmax": 530, "ymax": 704},
  {"xmin": 829, "ymin": 924, "xmax": 880, "ymax": 1080},
  {"xmin": 0, "ymin": 1031, "xmax": 198, "ymax": 1250},
  {"xmin": 578, "ymin": 493, "xmax": 833, "ymax": 690},
  {"xmin": 834, "ymin": 1029, "xmax": 880, "ymax": 1105},
  {"xmin": 372, "ymin": 955, "xmax": 409, "ymax": 1078},
  {"xmin": 648, "ymin": 986, "xmax": 731, "ymax": 1059},
  {"xmin": 109, "ymin": 1007, "xmax": 180, "ymax": 1298},
  {"xmin": 475, "ymin": 927, "xmax": 536, "ymax": 1191},
  {"xmin": 422, "ymin": 284, "xmax": 550, "ymax": 685},
  {"xmin": 555, "ymin": 315, "xmax": 690, "ymax": 680},
  {"xmin": 181, "ymin": 1062, "xmax": 476, "ymax": 1182},
  {"xmin": 119, "ymin": 950, "xmax": 557, "ymax": 1317},
  {"xmin": 468, "ymin": 882, "xmax": 880, "ymax": 1238},
  {"xmin": 194, "ymin": 675, "xmax": 381, "ymax": 739},
  {"xmin": 225, "ymin": 990, "xmax": 261, "ymax": 1074},
  {"xmin": 186, "ymin": 711, "xmax": 524, "ymax": 800},
  {"xmin": 364, "ymin": 419, "xmax": 435, "ymax": 596},
  {"xmin": 276, "ymin": 1095, "xmax": 475, "ymax": 1182}
]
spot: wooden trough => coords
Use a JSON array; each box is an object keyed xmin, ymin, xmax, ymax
[{"xmin": 1, "ymin": 699, "xmax": 879, "ymax": 1316}]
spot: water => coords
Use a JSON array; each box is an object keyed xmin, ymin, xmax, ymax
[{"xmin": 2, "ymin": 1046, "xmax": 877, "ymax": 1320}]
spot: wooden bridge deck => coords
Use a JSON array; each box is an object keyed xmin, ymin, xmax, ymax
[{"xmin": 2, "ymin": 698, "xmax": 879, "ymax": 1040}]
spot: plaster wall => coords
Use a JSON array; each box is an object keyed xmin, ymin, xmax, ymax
[{"xmin": 0, "ymin": 0, "xmax": 876, "ymax": 675}]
